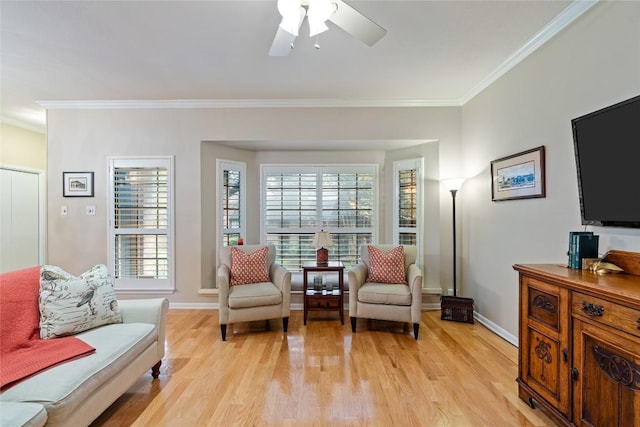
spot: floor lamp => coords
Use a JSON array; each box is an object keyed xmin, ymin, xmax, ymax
[{"xmin": 440, "ymin": 178, "xmax": 474, "ymax": 323}]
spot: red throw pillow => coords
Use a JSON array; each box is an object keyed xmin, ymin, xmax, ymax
[
  {"xmin": 366, "ymin": 246, "xmax": 407, "ymax": 284},
  {"xmin": 230, "ymin": 246, "xmax": 270, "ymax": 286}
]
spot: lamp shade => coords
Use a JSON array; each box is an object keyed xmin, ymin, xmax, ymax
[
  {"xmin": 441, "ymin": 178, "xmax": 465, "ymax": 191},
  {"xmin": 311, "ymin": 230, "xmax": 334, "ymax": 248}
]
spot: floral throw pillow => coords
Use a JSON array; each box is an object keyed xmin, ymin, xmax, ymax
[
  {"xmin": 366, "ymin": 245, "xmax": 407, "ymax": 284},
  {"xmin": 230, "ymin": 246, "xmax": 271, "ymax": 286},
  {"xmin": 39, "ymin": 264, "xmax": 122, "ymax": 339}
]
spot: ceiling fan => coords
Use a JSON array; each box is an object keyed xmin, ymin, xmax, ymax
[{"xmin": 269, "ymin": 0, "xmax": 387, "ymax": 56}]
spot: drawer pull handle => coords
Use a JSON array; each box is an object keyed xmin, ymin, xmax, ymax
[
  {"xmin": 637, "ymin": 317, "xmax": 640, "ymax": 331},
  {"xmin": 582, "ymin": 302, "xmax": 604, "ymax": 317}
]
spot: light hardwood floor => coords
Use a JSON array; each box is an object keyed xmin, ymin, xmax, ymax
[{"xmin": 91, "ymin": 310, "xmax": 556, "ymax": 427}]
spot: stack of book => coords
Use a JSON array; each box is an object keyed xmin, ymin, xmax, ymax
[{"xmin": 567, "ymin": 231, "xmax": 599, "ymax": 269}]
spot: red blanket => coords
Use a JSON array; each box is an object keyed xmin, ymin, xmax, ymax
[{"xmin": 0, "ymin": 266, "xmax": 95, "ymax": 389}]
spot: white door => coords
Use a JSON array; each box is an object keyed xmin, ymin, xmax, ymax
[{"xmin": 0, "ymin": 168, "xmax": 41, "ymax": 272}]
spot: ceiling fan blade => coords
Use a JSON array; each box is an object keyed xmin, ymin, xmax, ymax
[
  {"xmin": 269, "ymin": 27, "xmax": 297, "ymax": 56},
  {"xmin": 329, "ymin": 0, "xmax": 387, "ymax": 46}
]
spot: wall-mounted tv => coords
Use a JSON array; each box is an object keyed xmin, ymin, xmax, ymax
[{"xmin": 571, "ymin": 94, "xmax": 640, "ymax": 228}]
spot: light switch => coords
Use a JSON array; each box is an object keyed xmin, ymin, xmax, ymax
[
  {"xmin": 61, "ymin": 206, "xmax": 68, "ymax": 216},
  {"xmin": 86, "ymin": 205, "xmax": 96, "ymax": 216}
]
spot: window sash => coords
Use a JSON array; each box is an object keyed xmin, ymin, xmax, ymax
[
  {"xmin": 109, "ymin": 157, "xmax": 174, "ymax": 292},
  {"xmin": 393, "ymin": 159, "xmax": 422, "ymax": 268},
  {"xmin": 263, "ymin": 166, "xmax": 376, "ymax": 271},
  {"xmin": 218, "ymin": 160, "xmax": 246, "ymax": 246}
]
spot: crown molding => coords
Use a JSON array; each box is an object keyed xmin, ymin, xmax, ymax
[
  {"xmin": 459, "ymin": 0, "xmax": 599, "ymax": 105},
  {"xmin": 37, "ymin": 98, "xmax": 462, "ymax": 110}
]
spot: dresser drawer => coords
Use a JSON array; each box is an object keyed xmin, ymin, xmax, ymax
[
  {"xmin": 525, "ymin": 278, "xmax": 563, "ymax": 332},
  {"xmin": 307, "ymin": 296, "xmax": 340, "ymax": 310},
  {"xmin": 572, "ymin": 292, "xmax": 640, "ymax": 339}
]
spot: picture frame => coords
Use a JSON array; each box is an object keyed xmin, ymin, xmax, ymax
[
  {"xmin": 63, "ymin": 171, "xmax": 94, "ymax": 197},
  {"xmin": 491, "ymin": 146, "xmax": 545, "ymax": 201}
]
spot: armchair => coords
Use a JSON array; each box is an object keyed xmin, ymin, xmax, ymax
[
  {"xmin": 217, "ymin": 244, "xmax": 291, "ymax": 341},
  {"xmin": 348, "ymin": 245, "xmax": 423, "ymax": 339}
]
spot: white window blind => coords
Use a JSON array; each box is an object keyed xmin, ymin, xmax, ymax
[
  {"xmin": 109, "ymin": 157, "xmax": 174, "ymax": 292},
  {"xmin": 217, "ymin": 160, "xmax": 246, "ymax": 246},
  {"xmin": 262, "ymin": 166, "xmax": 376, "ymax": 272},
  {"xmin": 393, "ymin": 158, "xmax": 423, "ymax": 254}
]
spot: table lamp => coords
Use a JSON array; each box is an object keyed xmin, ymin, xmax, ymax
[{"xmin": 312, "ymin": 230, "xmax": 334, "ymax": 264}]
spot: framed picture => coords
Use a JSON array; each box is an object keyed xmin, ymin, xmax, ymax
[
  {"xmin": 63, "ymin": 171, "xmax": 94, "ymax": 197},
  {"xmin": 491, "ymin": 146, "xmax": 545, "ymax": 201}
]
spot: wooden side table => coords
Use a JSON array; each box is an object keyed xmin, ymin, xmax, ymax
[{"xmin": 302, "ymin": 261, "xmax": 344, "ymax": 325}]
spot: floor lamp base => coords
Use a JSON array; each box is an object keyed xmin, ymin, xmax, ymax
[{"xmin": 440, "ymin": 295, "xmax": 475, "ymax": 324}]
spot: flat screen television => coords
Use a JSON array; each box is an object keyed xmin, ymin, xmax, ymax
[{"xmin": 571, "ymin": 94, "xmax": 640, "ymax": 228}]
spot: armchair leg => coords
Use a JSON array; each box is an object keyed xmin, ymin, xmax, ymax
[
  {"xmin": 221, "ymin": 324, "xmax": 227, "ymax": 341},
  {"xmin": 283, "ymin": 317, "xmax": 289, "ymax": 333},
  {"xmin": 413, "ymin": 323, "xmax": 420, "ymax": 340},
  {"xmin": 350, "ymin": 317, "xmax": 357, "ymax": 333}
]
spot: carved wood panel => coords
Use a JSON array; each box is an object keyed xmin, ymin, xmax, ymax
[
  {"xmin": 577, "ymin": 332, "xmax": 640, "ymax": 427},
  {"xmin": 528, "ymin": 286, "xmax": 559, "ymax": 330},
  {"xmin": 527, "ymin": 327, "xmax": 560, "ymax": 399}
]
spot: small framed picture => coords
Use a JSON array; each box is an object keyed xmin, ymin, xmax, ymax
[
  {"xmin": 491, "ymin": 146, "xmax": 545, "ymax": 201},
  {"xmin": 63, "ymin": 172, "xmax": 94, "ymax": 197}
]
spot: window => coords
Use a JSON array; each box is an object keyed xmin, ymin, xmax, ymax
[
  {"xmin": 262, "ymin": 165, "xmax": 376, "ymax": 272},
  {"xmin": 108, "ymin": 156, "xmax": 174, "ymax": 292},
  {"xmin": 217, "ymin": 160, "xmax": 246, "ymax": 246},
  {"xmin": 393, "ymin": 158, "xmax": 423, "ymax": 249}
]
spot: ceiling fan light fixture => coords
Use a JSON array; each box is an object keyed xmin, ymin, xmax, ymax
[
  {"xmin": 277, "ymin": 0, "xmax": 305, "ymax": 36},
  {"xmin": 307, "ymin": 0, "xmax": 335, "ymax": 36}
]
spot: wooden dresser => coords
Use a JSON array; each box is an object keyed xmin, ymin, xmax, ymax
[{"xmin": 514, "ymin": 250, "xmax": 640, "ymax": 427}]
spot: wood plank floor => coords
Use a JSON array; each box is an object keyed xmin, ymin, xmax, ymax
[{"xmin": 91, "ymin": 310, "xmax": 556, "ymax": 427}]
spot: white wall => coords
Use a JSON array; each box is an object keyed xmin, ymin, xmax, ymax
[
  {"xmin": 46, "ymin": 107, "xmax": 461, "ymax": 304},
  {"xmin": 460, "ymin": 1, "xmax": 640, "ymax": 341}
]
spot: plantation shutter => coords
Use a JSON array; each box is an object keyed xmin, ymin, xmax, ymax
[
  {"xmin": 109, "ymin": 157, "xmax": 174, "ymax": 292},
  {"xmin": 262, "ymin": 166, "xmax": 375, "ymax": 271}
]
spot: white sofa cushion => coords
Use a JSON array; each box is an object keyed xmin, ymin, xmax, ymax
[
  {"xmin": 0, "ymin": 402, "xmax": 47, "ymax": 427},
  {"xmin": 0, "ymin": 323, "xmax": 156, "ymax": 425}
]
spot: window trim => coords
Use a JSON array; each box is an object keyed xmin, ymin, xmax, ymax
[
  {"xmin": 107, "ymin": 156, "xmax": 175, "ymax": 293},
  {"xmin": 216, "ymin": 159, "xmax": 246, "ymax": 247}
]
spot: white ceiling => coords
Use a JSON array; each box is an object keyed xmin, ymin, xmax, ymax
[{"xmin": 2, "ymin": 0, "xmax": 590, "ymax": 136}]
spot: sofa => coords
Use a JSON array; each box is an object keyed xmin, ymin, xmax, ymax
[{"xmin": 0, "ymin": 266, "xmax": 169, "ymax": 427}]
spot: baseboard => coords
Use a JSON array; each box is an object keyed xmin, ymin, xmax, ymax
[
  {"xmin": 473, "ymin": 311, "xmax": 518, "ymax": 347},
  {"xmin": 422, "ymin": 302, "xmax": 441, "ymax": 311},
  {"xmin": 169, "ymin": 302, "xmax": 218, "ymax": 309}
]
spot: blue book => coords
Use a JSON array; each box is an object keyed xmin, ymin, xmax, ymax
[
  {"xmin": 575, "ymin": 234, "xmax": 599, "ymax": 269},
  {"xmin": 568, "ymin": 231, "xmax": 593, "ymax": 269}
]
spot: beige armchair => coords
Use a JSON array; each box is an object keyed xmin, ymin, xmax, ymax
[
  {"xmin": 348, "ymin": 244, "xmax": 423, "ymax": 339},
  {"xmin": 217, "ymin": 244, "xmax": 291, "ymax": 341}
]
